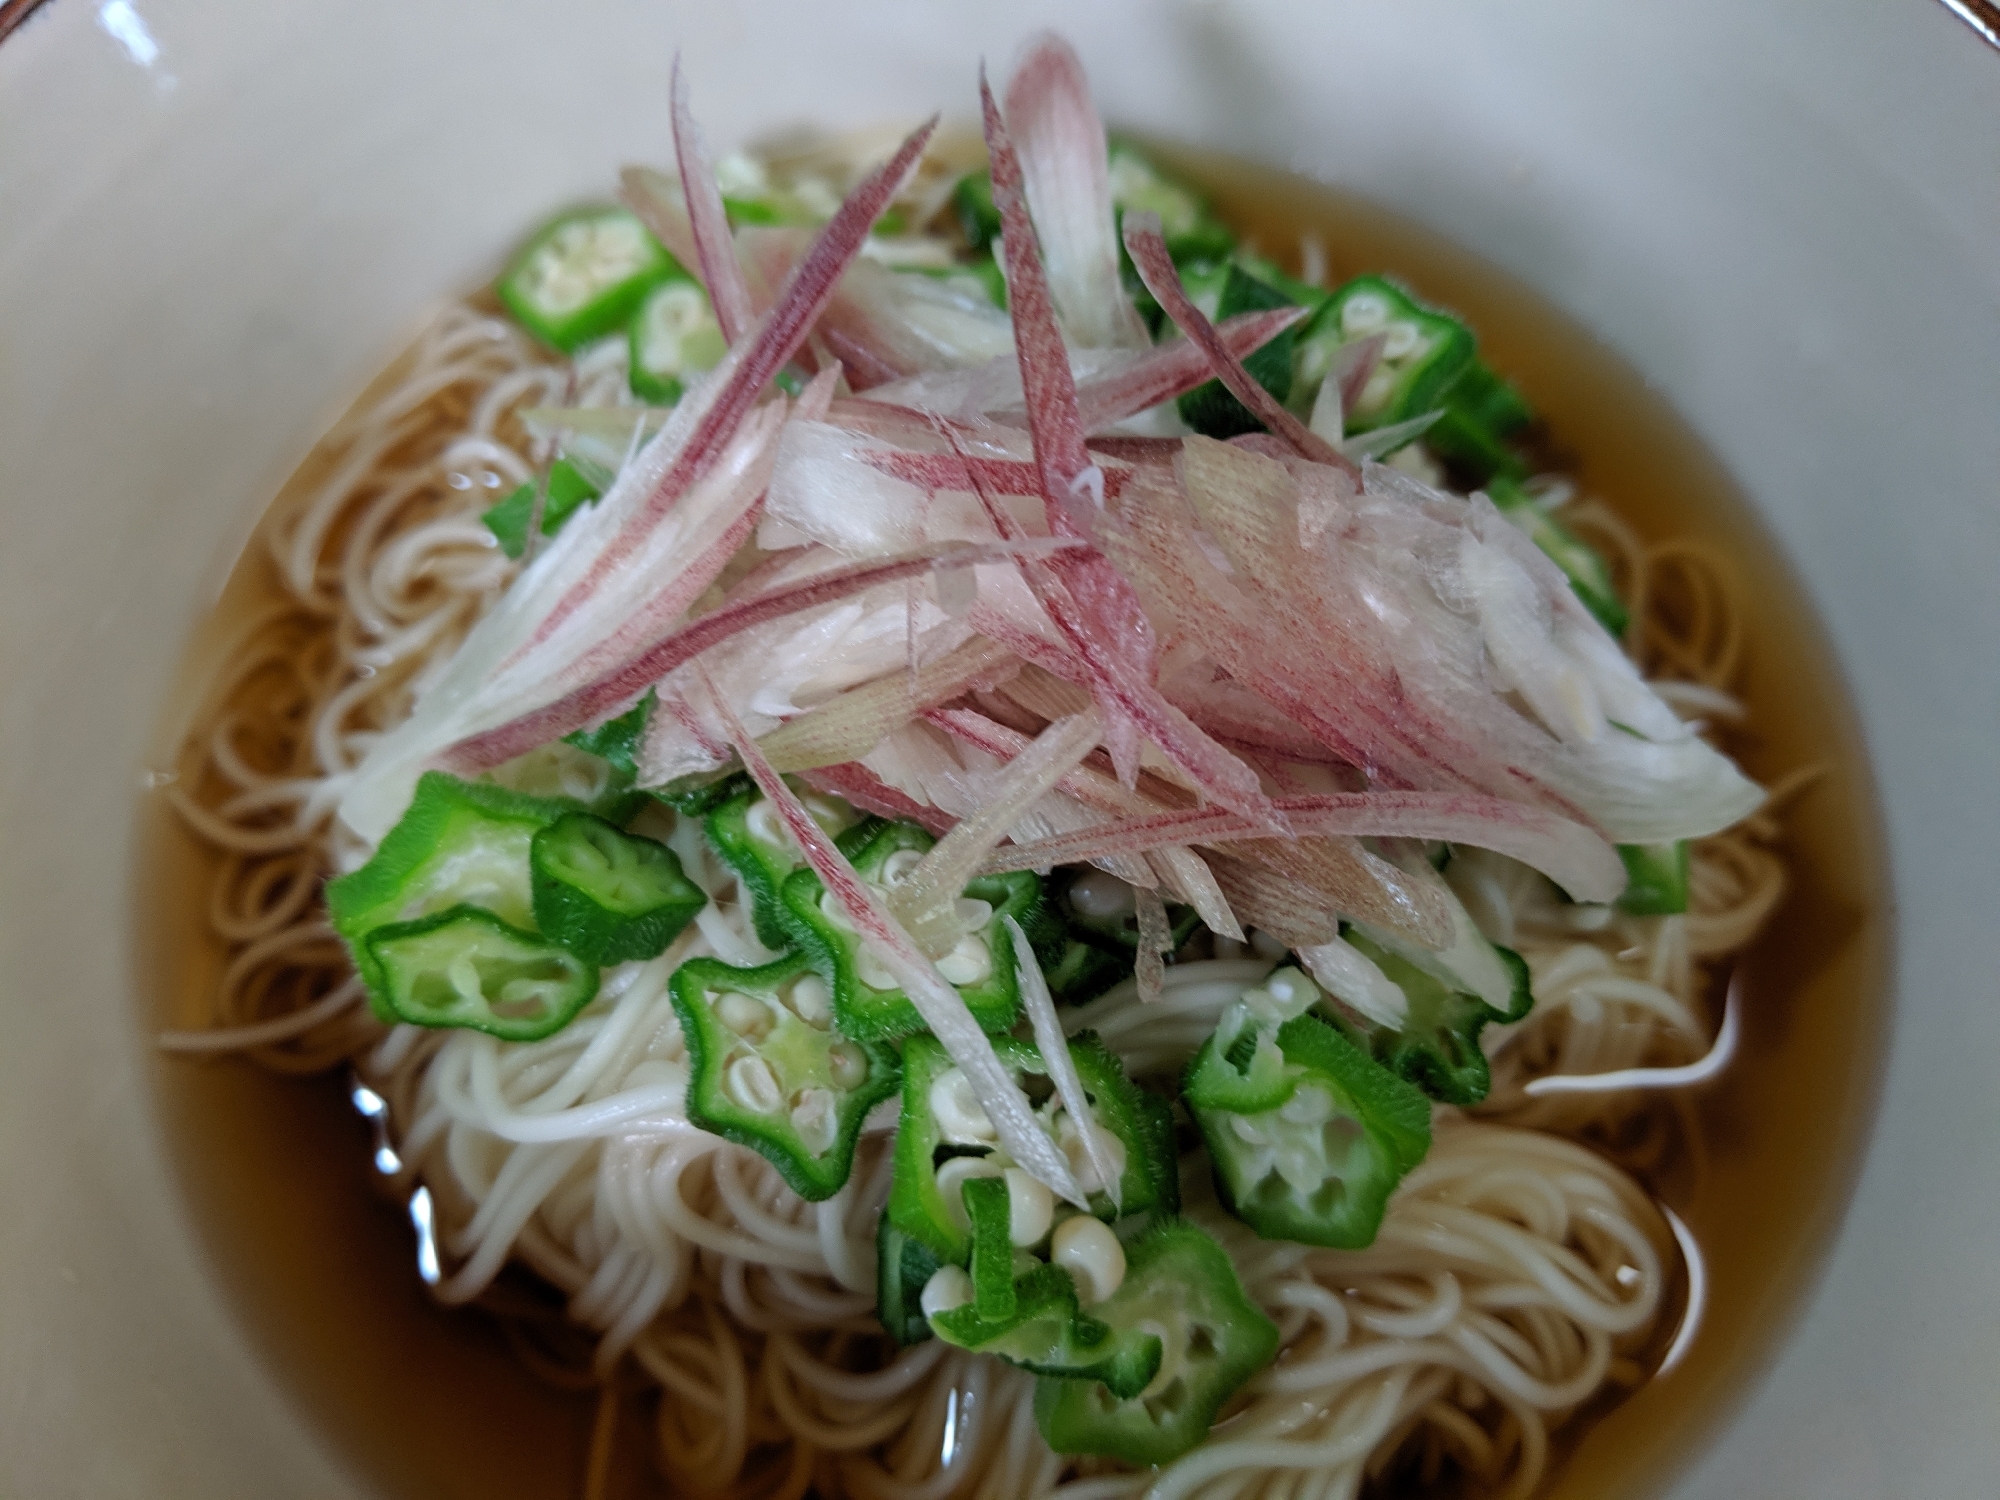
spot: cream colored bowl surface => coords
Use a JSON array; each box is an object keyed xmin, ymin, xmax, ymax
[{"xmin": 2, "ymin": 1, "xmax": 1996, "ymax": 1496}]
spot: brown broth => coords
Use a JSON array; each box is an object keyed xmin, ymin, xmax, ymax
[{"xmin": 136, "ymin": 152, "xmax": 1889, "ymax": 1500}]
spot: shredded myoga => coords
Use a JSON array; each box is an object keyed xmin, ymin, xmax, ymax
[{"xmin": 159, "ymin": 33, "xmax": 1792, "ymax": 1500}]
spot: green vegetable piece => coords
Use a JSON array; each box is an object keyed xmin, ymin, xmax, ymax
[
  {"xmin": 1333, "ymin": 930, "xmax": 1527, "ymax": 1105},
  {"xmin": 1106, "ymin": 143, "xmax": 1236, "ymax": 265},
  {"xmin": 952, "ymin": 171, "xmax": 1003, "ymax": 251},
  {"xmin": 703, "ymin": 786, "xmax": 871, "ymax": 951},
  {"xmin": 780, "ymin": 819, "xmax": 1042, "ymax": 1040},
  {"xmin": 876, "ymin": 1219, "xmax": 943, "ymax": 1346},
  {"xmin": 1040, "ymin": 936, "xmax": 1132, "ymax": 1007},
  {"xmin": 366, "ymin": 905, "xmax": 599, "ymax": 1042},
  {"xmin": 1177, "ymin": 264, "xmax": 1301, "ymax": 440},
  {"xmin": 562, "ymin": 689, "xmax": 655, "ymax": 787},
  {"xmin": 647, "ymin": 768, "xmax": 752, "ymax": 817},
  {"xmin": 627, "ymin": 275, "xmax": 729, "ymax": 405},
  {"xmin": 1616, "ymin": 840, "xmax": 1691, "ymax": 916},
  {"xmin": 1486, "ymin": 475, "xmax": 1631, "ymax": 637},
  {"xmin": 529, "ymin": 813, "xmax": 705, "ymax": 965},
  {"xmin": 669, "ymin": 953, "xmax": 902, "ymax": 1201},
  {"xmin": 963, "ymin": 1175, "xmax": 1020, "ymax": 1321},
  {"xmin": 481, "ymin": 458, "xmax": 602, "ymax": 560},
  {"xmin": 497, "ymin": 207, "xmax": 677, "ymax": 353},
  {"xmin": 1293, "ymin": 274, "xmax": 1476, "ymax": 436},
  {"xmin": 1449, "ymin": 360, "xmax": 1534, "ymax": 437},
  {"xmin": 1033, "ymin": 1220, "xmax": 1280, "ymax": 1466},
  {"xmin": 327, "ymin": 772, "xmax": 577, "ymax": 1017},
  {"xmin": 1188, "ymin": 1013, "xmax": 1431, "ymax": 1249},
  {"xmin": 889, "ymin": 1032, "xmax": 1177, "ymax": 1264},
  {"xmin": 1422, "ymin": 402, "xmax": 1529, "ymax": 484},
  {"xmin": 931, "ymin": 1260, "xmax": 1105, "ymax": 1366}
]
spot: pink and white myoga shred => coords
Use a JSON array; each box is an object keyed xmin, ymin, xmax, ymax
[{"xmin": 163, "ymin": 28, "xmax": 1792, "ymax": 1500}]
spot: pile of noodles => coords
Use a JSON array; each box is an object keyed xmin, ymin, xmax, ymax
[{"xmin": 160, "ymin": 160, "xmax": 1790, "ymax": 1500}]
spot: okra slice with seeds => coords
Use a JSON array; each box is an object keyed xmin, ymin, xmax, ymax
[
  {"xmin": 1032, "ymin": 1219, "xmax": 1280, "ymax": 1467},
  {"xmin": 327, "ymin": 771, "xmax": 578, "ymax": 1017},
  {"xmin": 497, "ymin": 207, "xmax": 677, "ymax": 353},
  {"xmin": 1187, "ymin": 1009, "xmax": 1432, "ymax": 1249},
  {"xmin": 921, "ymin": 1179, "xmax": 1164, "ymax": 1396},
  {"xmin": 888, "ymin": 1032, "xmax": 1175, "ymax": 1266},
  {"xmin": 669, "ymin": 953, "xmax": 900, "ymax": 1201},
  {"xmin": 1330, "ymin": 929, "xmax": 1513, "ymax": 1106},
  {"xmin": 365, "ymin": 904, "xmax": 599, "ymax": 1043},
  {"xmin": 1291, "ymin": 274, "xmax": 1476, "ymax": 435},
  {"xmin": 529, "ymin": 812, "xmax": 706, "ymax": 966},
  {"xmin": 704, "ymin": 785, "xmax": 872, "ymax": 950},
  {"xmin": 627, "ymin": 275, "xmax": 728, "ymax": 405},
  {"xmin": 779, "ymin": 818, "xmax": 1042, "ymax": 1040}
]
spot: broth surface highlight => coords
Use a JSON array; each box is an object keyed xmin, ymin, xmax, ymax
[{"xmin": 138, "ymin": 151, "xmax": 1887, "ymax": 1500}]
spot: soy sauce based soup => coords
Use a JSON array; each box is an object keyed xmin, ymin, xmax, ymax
[{"xmin": 138, "ymin": 145, "xmax": 1887, "ymax": 1500}]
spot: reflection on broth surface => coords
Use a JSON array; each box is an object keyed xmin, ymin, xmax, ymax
[{"xmin": 140, "ymin": 126, "xmax": 1884, "ymax": 1500}]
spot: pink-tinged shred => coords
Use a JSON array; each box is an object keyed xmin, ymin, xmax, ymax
[
  {"xmin": 1002, "ymin": 33, "xmax": 1149, "ymax": 352},
  {"xmin": 890, "ymin": 711, "xmax": 1102, "ymax": 951},
  {"xmin": 670, "ymin": 57, "xmax": 754, "ymax": 345},
  {"xmin": 700, "ymin": 666, "xmax": 1086, "ymax": 1205},
  {"xmin": 1073, "ymin": 309, "xmax": 1306, "ymax": 432},
  {"xmin": 618, "ymin": 166, "xmax": 702, "ymax": 278},
  {"xmin": 757, "ymin": 635, "xmax": 1019, "ymax": 773},
  {"xmin": 970, "ymin": 791, "xmax": 1621, "ymax": 903},
  {"xmin": 800, "ymin": 763, "xmax": 956, "ymax": 836},
  {"xmin": 1008, "ymin": 916, "xmax": 1124, "ymax": 1211},
  {"xmin": 528, "ymin": 116, "xmax": 939, "ymax": 650},
  {"xmin": 861, "ymin": 450, "xmax": 1133, "ymax": 502},
  {"xmin": 444, "ymin": 537, "xmax": 1072, "ymax": 773},
  {"xmin": 1120, "ymin": 212, "xmax": 1357, "ymax": 476}
]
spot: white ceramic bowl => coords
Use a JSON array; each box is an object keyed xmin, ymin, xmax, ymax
[{"xmin": 3, "ymin": 1, "xmax": 1996, "ymax": 1495}]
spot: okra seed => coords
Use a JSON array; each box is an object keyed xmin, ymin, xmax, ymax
[
  {"xmin": 1067, "ymin": 871, "xmax": 1135, "ymax": 920},
  {"xmin": 878, "ymin": 849, "xmax": 923, "ymax": 886},
  {"xmin": 953, "ymin": 897, "xmax": 994, "ymax": 929},
  {"xmin": 1381, "ymin": 319, "xmax": 1422, "ymax": 359},
  {"xmin": 801, "ymin": 793, "xmax": 846, "ymax": 831},
  {"xmin": 746, "ymin": 799, "xmax": 786, "ymax": 846},
  {"xmin": 828, "ymin": 1040, "xmax": 869, "ymax": 1092},
  {"xmin": 1360, "ymin": 367, "xmax": 1397, "ymax": 410},
  {"xmin": 1279, "ymin": 1082, "xmax": 1337, "ymax": 1125},
  {"xmin": 1262, "ymin": 967, "xmax": 1318, "ymax": 1008},
  {"xmin": 818, "ymin": 891, "xmax": 857, "ymax": 933},
  {"xmin": 1340, "ymin": 293, "xmax": 1391, "ymax": 337},
  {"xmin": 1003, "ymin": 1167, "xmax": 1054, "ymax": 1247},
  {"xmin": 725, "ymin": 1054, "xmax": 783, "ymax": 1114},
  {"xmin": 1056, "ymin": 1113, "xmax": 1128, "ymax": 1195},
  {"xmin": 783, "ymin": 973, "xmax": 833, "ymax": 1029},
  {"xmin": 930, "ymin": 1068, "xmax": 998, "ymax": 1145},
  {"xmin": 937, "ymin": 934, "xmax": 992, "ymax": 987},
  {"xmin": 919, "ymin": 1264, "xmax": 975, "ymax": 1318},
  {"xmin": 855, "ymin": 943, "xmax": 898, "ymax": 992},
  {"xmin": 935, "ymin": 1155, "xmax": 1003, "ymax": 1232},
  {"xmin": 1051, "ymin": 1216, "xmax": 1126, "ymax": 1304},
  {"xmin": 716, "ymin": 990, "xmax": 775, "ymax": 1042},
  {"xmin": 789, "ymin": 1088, "xmax": 838, "ymax": 1154}
]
